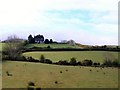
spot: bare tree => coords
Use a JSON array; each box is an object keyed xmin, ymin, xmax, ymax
[
  {"xmin": 3, "ymin": 35, "xmax": 23, "ymax": 59},
  {"xmin": 68, "ymin": 40, "xmax": 76, "ymax": 46}
]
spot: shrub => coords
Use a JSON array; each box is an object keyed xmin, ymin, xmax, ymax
[
  {"xmin": 103, "ymin": 53, "xmax": 120, "ymax": 67},
  {"xmin": 69, "ymin": 57, "xmax": 77, "ymax": 66},
  {"xmin": 89, "ymin": 69, "xmax": 92, "ymax": 71},
  {"xmin": 57, "ymin": 60, "xmax": 69, "ymax": 65},
  {"xmin": 81, "ymin": 59, "xmax": 93, "ymax": 66},
  {"xmin": 77, "ymin": 61, "xmax": 82, "ymax": 65},
  {"xmin": 93, "ymin": 62, "xmax": 100, "ymax": 67},
  {"xmin": 16, "ymin": 56, "xmax": 27, "ymax": 61},
  {"xmin": 44, "ymin": 59, "xmax": 52, "ymax": 64},
  {"xmin": 40, "ymin": 55, "xmax": 45, "ymax": 63},
  {"xmin": 66, "ymin": 69, "xmax": 68, "ymax": 71},
  {"xmin": 33, "ymin": 59, "xmax": 40, "ymax": 63},
  {"xmin": 55, "ymin": 81, "xmax": 58, "ymax": 84},
  {"xmin": 23, "ymin": 40, "xmax": 29, "ymax": 45},
  {"xmin": 47, "ymin": 45, "xmax": 51, "ymax": 49},
  {"xmin": 6, "ymin": 71, "xmax": 12, "ymax": 76},
  {"xmin": 103, "ymin": 59, "xmax": 119, "ymax": 67},
  {"xmin": 112, "ymin": 60, "xmax": 119, "ymax": 67},
  {"xmin": 2, "ymin": 54, "xmax": 28, "ymax": 62},
  {"xmin": 103, "ymin": 59, "xmax": 112, "ymax": 66},
  {"xmin": 28, "ymin": 81, "xmax": 35, "ymax": 86},
  {"xmin": 27, "ymin": 57, "xmax": 36, "ymax": 62},
  {"xmin": 2, "ymin": 55, "xmax": 10, "ymax": 60},
  {"xmin": 60, "ymin": 71, "xmax": 62, "ymax": 73},
  {"xmin": 93, "ymin": 62, "xmax": 97, "ymax": 66}
]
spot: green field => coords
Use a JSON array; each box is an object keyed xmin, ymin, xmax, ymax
[
  {"xmin": 0, "ymin": 43, "xmax": 6, "ymax": 51},
  {"xmin": 0, "ymin": 43, "xmax": 2, "ymax": 51},
  {"xmin": 24, "ymin": 43, "xmax": 79, "ymax": 49},
  {"xmin": 23, "ymin": 51, "xmax": 119, "ymax": 63},
  {"xmin": 0, "ymin": 63, "xmax": 2, "ymax": 89},
  {"xmin": 2, "ymin": 61, "xmax": 118, "ymax": 88}
]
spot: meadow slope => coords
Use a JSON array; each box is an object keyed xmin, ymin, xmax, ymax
[
  {"xmin": 23, "ymin": 51, "xmax": 119, "ymax": 63},
  {"xmin": 2, "ymin": 61, "xmax": 118, "ymax": 88},
  {"xmin": 24, "ymin": 44, "xmax": 80, "ymax": 49}
]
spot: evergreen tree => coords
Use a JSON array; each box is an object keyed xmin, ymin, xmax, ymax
[
  {"xmin": 28, "ymin": 34, "xmax": 35, "ymax": 43},
  {"xmin": 50, "ymin": 39, "xmax": 53, "ymax": 44}
]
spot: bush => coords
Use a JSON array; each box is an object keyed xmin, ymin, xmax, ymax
[
  {"xmin": 44, "ymin": 59, "xmax": 52, "ymax": 64},
  {"xmin": 16, "ymin": 56, "xmax": 27, "ymax": 61},
  {"xmin": 112, "ymin": 60, "xmax": 119, "ymax": 67},
  {"xmin": 39, "ymin": 55, "xmax": 52, "ymax": 64},
  {"xmin": 60, "ymin": 71, "xmax": 62, "ymax": 73},
  {"xmin": 2, "ymin": 55, "xmax": 10, "ymax": 60},
  {"xmin": 2, "ymin": 54, "xmax": 28, "ymax": 62},
  {"xmin": 69, "ymin": 57, "xmax": 77, "ymax": 66},
  {"xmin": 77, "ymin": 61, "xmax": 82, "ymax": 65},
  {"xmin": 27, "ymin": 57, "xmax": 35, "ymax": 62},
  {"xmin": 103, "ymin": 59, "xmax": 112, "ymax": 66},
  {"xmin": 6, "ymin": 71, "xmax": 12, "ymax": 76},
  {"xmin": 23, "ymin": 40, "xmax": 29, "ymax": 46},
  {"xmin": 47, "ymin": 45, "xmax": 51, "ymax": 49},
  {"xmin": 57, "ymin": 60, "xmax": 69, "ymax": 65},
  {"xmin": 33, "ymin": 59, "xmax": 40, "ymax": 63},
  {"xmin": 66, "ymin": 69, "xmax": 68, "ymax": 71},
  {"xmin": 28, "ymin": 81, "xmax": 35, "ymax": 86},
  {"xmin": 81, "ymin": 59, "xmax": 93, "ymax": 66},
  {"xmin": 93, "ymin": 62, "xmax": 100, "ymax": 67},
  {"xmin": 89, "ymin": 69, "xmax": 92, "ymax": 71},
  {"xmin": 103, "ymin": 59, "xmax": 119, "ymax": 67},
  {"xmin": 40, "ymin": 55, "xmax": 45, "ymax": 63},
  {"xmin": 55, "ymin": 81, "xmax": 58, "ymax": 84}
]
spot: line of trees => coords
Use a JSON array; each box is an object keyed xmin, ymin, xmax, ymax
[
  {"xmin": 28, "ymin": 34, "xmax": 54, "ymax": 44},
  {"xmin": 2, "ymin": 35, "xmax": 120, "ymax": 67},
  {"xmin": 3, "ymin": 53, "xmax": 120, "ymax": 67},
  {"xmin": 27, "ymin": 34, "xmax": 77, "ymax": 45}
]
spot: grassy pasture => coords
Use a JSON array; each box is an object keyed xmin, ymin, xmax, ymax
[
  {"xmin": 0, "ymin": 43, "xmax": 2, "ymax": 51},
  {"xmin": 24, "ymin": 43, "xmax": 79, "ymax": 49},
  {"xmin": 2, "ymin": 61, "xmax": 118, "ymax": 88},
  {"xmin": 0, "ymin": 63, "xmax": 2, "ymax": 89},
  {"xmin": 0, "ymin": 43, "xmax": 6, "ymax": 51},
  {"xmin": 23, "ymin": 51, "xmax": 119, "ymax": 63}
]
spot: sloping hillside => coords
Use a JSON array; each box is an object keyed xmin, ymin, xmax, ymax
[{"xmin": 2, "ymin": 61, "xmax": 118, "ymax": 88}]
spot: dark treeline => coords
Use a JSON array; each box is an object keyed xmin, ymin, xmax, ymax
[
  {"xmin": 28, "ymin": 34, "xmax": 55, "ymax": 44},
  {"xmin": 2, "ymin": 54, "xmax": 120, "ymax": 67},
  {"xmin": 2, "ymin": 35, "xmax": 120, "ymax": 68},
  {"xmin": 21, "ymin": 47, "xmax": 120, "ymax": 53}
]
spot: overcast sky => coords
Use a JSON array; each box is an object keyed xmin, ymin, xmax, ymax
[{"xmin": 0, "ymin": 0, "xmax": 118, "ymax": 45}]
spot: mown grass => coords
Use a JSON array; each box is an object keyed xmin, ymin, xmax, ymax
[
  {"xmin": 23, "ymin": 51, "xmax": 119, "ymax": 63},
  {"xmin": 24, "ymin": 43, "xmax": 79, "ymax": 49},
  {"xmin": 2, "ymin": 61, "xmax": 118, "ymax": 88}
]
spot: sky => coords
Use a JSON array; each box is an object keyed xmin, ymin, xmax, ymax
[{"xmin": 0, "ymin": 0, "xmax": 118, "ymax": 45}]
